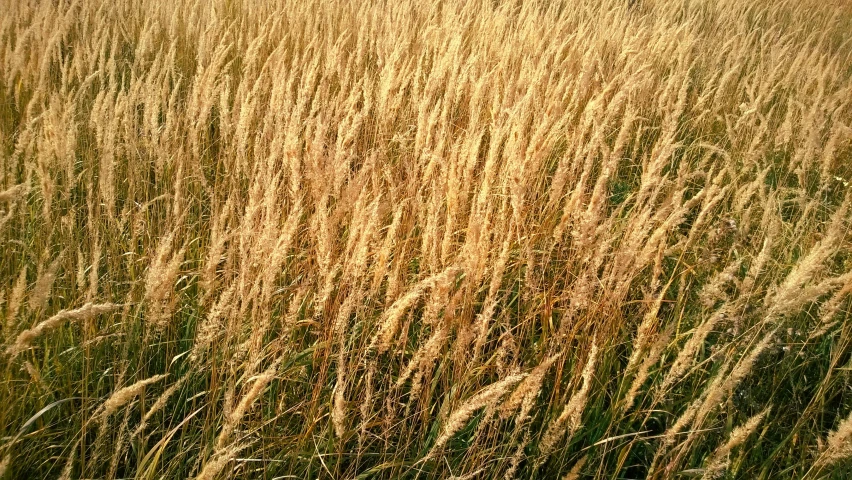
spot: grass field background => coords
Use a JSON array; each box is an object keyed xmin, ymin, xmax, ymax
[{"xmin": 2, "ymin": 0, "xmax": 852, "ymax": 478}]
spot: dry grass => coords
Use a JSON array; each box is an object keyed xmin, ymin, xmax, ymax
[{"xmin": 1, "ymin": 0, "xmax": 852, "ymax": 478}]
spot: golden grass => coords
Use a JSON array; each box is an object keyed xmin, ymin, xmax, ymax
[{"xmin": 1, "ymin": 0, "xmax": 852, "ymax": 478}]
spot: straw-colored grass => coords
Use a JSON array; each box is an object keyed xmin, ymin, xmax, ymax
[{"xmin": 2, "ymin": 0, "xmax": 852, "ymax": 478}]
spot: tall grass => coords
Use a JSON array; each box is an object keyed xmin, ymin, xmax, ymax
[{"xmin": 1, "ymin": 0, "xmax": 852, "ymax": 478}]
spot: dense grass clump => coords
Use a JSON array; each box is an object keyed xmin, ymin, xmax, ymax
[{"xmin": 2, "ymin": 0, "xmax": 852, "ymax": 478}]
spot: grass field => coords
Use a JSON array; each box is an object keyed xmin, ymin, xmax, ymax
[{"xmin": 2, "ymin": 0, "xmax": 852, "ymax": 478}]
